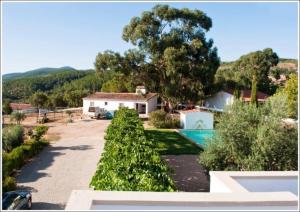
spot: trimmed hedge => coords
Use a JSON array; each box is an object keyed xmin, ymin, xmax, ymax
[{"xmin": 90, "ymin": 108, "xmax": 175, "ymax": 191}]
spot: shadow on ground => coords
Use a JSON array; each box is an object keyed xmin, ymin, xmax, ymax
[
  {"xmin": 16, "ymin": 145, "xmax": 93, "ymax": 183},
  {"xmin": 32, "ymin": 202, "xmax": 65, "ymax": 210}
]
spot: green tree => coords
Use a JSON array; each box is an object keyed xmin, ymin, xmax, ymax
[
  {"xmin": 3, "ymin": 100, "xmax": 12, "ymax": 115},
  {"xmin": 63, "ymin": 90, "xmax": 88, "ymax": 107},
  {"xmin": 282, "ymin": 74, "xmax": 298, "ymax": 118},
  {"xmin": 10, "ymin": 111, "xmax": 26, "ymax": 125},
  {"xmin": 233, "ymin": 48, "xmax": 279, "ymax": 95},
  {"xmin": 250, "ymin": 75, "xmax": 257, "ymax": 105},
  {"xmin": 30, "ymin": 91, "xmax": 49, "ymax": 123},
  {"xmin": 96, "ymin": 5, "xmax": 220, "ymax": 109},
  {"xmin": 199, "ymin": 95, "xmax": 298, "ymax": 171}
]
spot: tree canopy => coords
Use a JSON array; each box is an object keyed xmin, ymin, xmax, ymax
[
  {"xmin": 215, "ymin": 48, "xmax": 279, "ymax": 95},
  {"xmin": 95, "ymin": 5, "xmax": 220, "ymax": 108},
  {"xmin": 199, "ymin": 96, "xmax": 298, "ymax": 171}
]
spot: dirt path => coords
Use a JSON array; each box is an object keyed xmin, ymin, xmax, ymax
[
  {"xmin": 162, "ymin": 155, "xmax": 210, "ymax": 192},
  {"xmin": 16, "ymin": 119, "xmax": 110, "ymax": 210}
]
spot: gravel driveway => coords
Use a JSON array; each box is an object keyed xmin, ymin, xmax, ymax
[{"xmin": 16, "ymin": 119, "xmax": 110, "ymax": 210}]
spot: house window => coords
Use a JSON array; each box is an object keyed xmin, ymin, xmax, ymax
[
  {"xmin": 119, "ymin": 103, "xmax": 124, "ymax": 108},
  {"xmin": 90, "ymin": 102, "xmax": 94, "ymax": 107},
  {"xmin": 105, "ymin": 102, "xmax": 108, "ymax": 106}
]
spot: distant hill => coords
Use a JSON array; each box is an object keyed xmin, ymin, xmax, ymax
[
  {"xmin": 2, "ymin": 66, "xmax": 77, "ymax": 81},
  {"xmin": 219, "ymin": 58, "xmax": 298, "ymax": 71}
]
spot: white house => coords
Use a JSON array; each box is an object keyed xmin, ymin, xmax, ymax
[
  {"xmin": 205, "ymin": 89, "xmax": 269, "ymax": 111},
  {"xmin": 179, "ymin": 110, "xmax": 214, "ymax": 130},
  {"xmin": 82, "ymin": 86, "xmax": 158, "ymax": 117}
]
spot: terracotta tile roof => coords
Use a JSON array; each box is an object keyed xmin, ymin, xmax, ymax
[
  {"xmin": 10, "ymin": 103, "xmax": 33, "ymax": 110},
  {"xmin": 224, "ymin": 89, "xmax": 269, "ymax": 102},
  {"xmin": 83, "ymin": 92, "xmax": 158, "ymax": 101}
]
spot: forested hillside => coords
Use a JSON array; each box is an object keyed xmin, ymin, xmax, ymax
[
  {"xmin": 2, "ymin": 56, "xmax": 297, "ymax": 107},
  {"xmin": 2, "ymin": 70, "xmax": 92, "ymax": 102},
  {"xmin": 3, "ymin": 66, "xmax": 76, "ymax": 81}
]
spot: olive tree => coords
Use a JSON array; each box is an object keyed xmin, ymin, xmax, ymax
[{"xmin": 200, "ymin": 94, "xmax": 298, "ymax": 171}]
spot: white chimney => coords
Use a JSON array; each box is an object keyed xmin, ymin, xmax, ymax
[{"xmin": 136, "ymin": 86, "xmax": 147, "ymax": 95}]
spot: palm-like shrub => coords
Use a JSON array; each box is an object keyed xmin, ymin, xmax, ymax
[
  {"xmin": 90, "ymin": 108, "xmax": 175, "ymax": 191},
  {"xmin": 10, "ymin": 111, "xmax": 26, "ymax": 125}
]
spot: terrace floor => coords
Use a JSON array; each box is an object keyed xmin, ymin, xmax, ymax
[{"xmin": 162, "ymin": 155, "xmax": 209, "ymax": 192}]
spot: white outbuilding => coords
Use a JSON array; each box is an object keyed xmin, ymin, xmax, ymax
[
  {"xmin": 205, "ymin": 89, "xmax": 269, "ymax": 111},
  {"xmin": 179, "ymin": 110, "xmax": 214, "ymax": 130},
  {"xmin": 82, "ymin": 86, "xmax": 158, "ymax": 117}
]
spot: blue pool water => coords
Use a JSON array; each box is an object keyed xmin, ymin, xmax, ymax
[{"xmin": 179, "ymin": 130, "xmax": 215, "ymax": 146}]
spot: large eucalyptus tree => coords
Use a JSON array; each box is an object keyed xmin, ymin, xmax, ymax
[{"xmin": 95, "ymin": 5, "xmax": 220, "ymax": 109}]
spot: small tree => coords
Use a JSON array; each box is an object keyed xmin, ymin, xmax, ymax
[
  {"xmin": 10, "ymin": 111, "xmax": 26, "ymax": 125},
  {"xmin": 250, "ymin": 75, "xmax": 257, "ymax": 105},
  {"xmin": 30, "ymin": 125, "xmax": 49, "ymax": 141},
  {"xmin": 3, "ymin": 100, "xmax": 12, "ymax": 115},
  {"xmin": 30, "ymin": 91, "xmax": 48, "ymax": 123},
  {"xmin": 284, "ymin": 74, "xmax": 298, "ymax": 118},
  {"xmin": 66, "ymin": 110, "xmax": 73, "ymax": 123}
]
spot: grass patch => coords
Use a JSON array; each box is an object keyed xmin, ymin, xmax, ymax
[{"xmin": 145, "ymin": 129, "xmax": 202, "ymax": 155}]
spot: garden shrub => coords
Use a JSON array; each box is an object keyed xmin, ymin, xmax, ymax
[
  {"xmin": 38, "ymin": 117, "xmax": 49, "ymax": 124},
  {"xmin": 149, "ymin": 110, "xmax": 180, "ymax": 129},
  {"xmin": 90, "ymin": 108, "xmax": 175, "ymax": 191},
  {"xmin": 2, "ymin": 140, "xmax": 48, "ymax": 178},
  {"xmin": 2, "ymin": 125, "xmax": 24, "ymax": 152},
  {"xmin": 3, "ymin": 176, "xmax": 17, "ymax": 192},
  {"xmin": 199, "ymin": 96, "xmax": 298, "ymax": 171},
  {"xmin": 30, "ymin": 125, "xmax": 49, "ymax": 141}
]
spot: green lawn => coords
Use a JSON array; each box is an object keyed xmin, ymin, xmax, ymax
[{"xmin": 145, "ymin": 129, "xmax": 202, "ymax": 155}]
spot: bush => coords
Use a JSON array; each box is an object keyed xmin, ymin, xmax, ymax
[
  {"xmin": 2, "ymin": 125, "xmax": 24, "ymax": 152},
  {"xmin": 10, "ymin": 111, "xmax": 26, "ymax": 125},
  {"xmin": 3, "ymin": 176, "xmax": 17, "ymax": 192},
  {"xmin": 90, "ymin": 108, "xmax": 175, "ymax": 191},
  {"xmin": 199, "ymin": 96, "xmax": 298, "ymax": 171},
  {"xmin": 38, "ymin": 117, "xmax": 49, "ymax": 124},
  {"xmin": 149, "ymin": 110, "xmax": 180, "ymax": 129},
  {"xmin": 2, "ymin": 140, "xmax": 48, "ymax": 178},
  {"xmin": 30, "ymin": 125, "xmax": 49, "ymax": 141}
]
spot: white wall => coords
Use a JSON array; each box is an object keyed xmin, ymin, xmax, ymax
[
  {"xmin": 147, "ymin": 96, "xmax": 158, "ymax": 114},
  {"xmin": 180, "ymin": 111, "xmax": 214, "ymax": 129},
  {"xmin": 83, "ymin": 99, "xmax": 135, "ymax": 114},
  {"xmin": 83, "ymin": 97, "xmax": 158, "ymax": 115},
  {"xmin": 234, "ymin": 177, "xmax": 298, "ymax": 196},
  {"xmin": 205, "ymin": 91, "xmax": 234, "ymax": 110},
  {"xmin": 210, "ymin": 175, "xmax": 232, "ymax": 193}
]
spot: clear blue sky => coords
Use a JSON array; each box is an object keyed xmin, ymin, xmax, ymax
[{"xmin": 2, "ymin": 2, "xmax": 298, "ymax": 74}]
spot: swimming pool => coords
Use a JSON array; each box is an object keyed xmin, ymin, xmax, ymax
[{"xmin": 179, "ymin": 129, "xmax": 215, "ymax": 147}]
